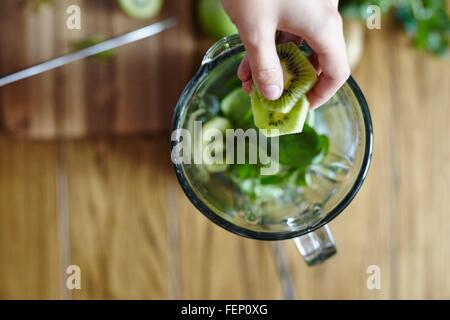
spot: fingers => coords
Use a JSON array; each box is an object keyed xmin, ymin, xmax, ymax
[
  {"xmin": 238, "ymin": 57, "xmax": 252, "ymax": 93},
  {"xmin": 307, "ymin": 70, "xmax": 348, "ymax": 109},
  {"xmin": 309, "ymin": 52, "xmax": 322, "ymax": 74},
  {"xmin": 238, "ymin": 31, "xmax": 302, "ymax": 94},
  {"xmin": 238, "ymin": 56, "xmax": 251, "ymax": 82},
  {"xmin": 303, "ymin": 13, "xmax": 350, "ymax": 109},
  {"xmin": 306, "ymin": 48, "xmax": 350, "ymax": 109},
  {"xmin": 240, "ymin": 29, "xmax": 283, "ymax": 100},
  {"xmin": 234, "ymin": 2, "xmax": 349, "ymax": 108},
  {"xmin": 242, "ymin": 80, "xmax": 252, "ymax": 93},
  {"xmin": 276, "ymin": 32, "xmax": 302, "ymax": 45}
]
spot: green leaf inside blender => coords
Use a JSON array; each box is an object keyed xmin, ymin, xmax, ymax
[{"xmin": 195, "ymin": 86, "xmax": 330, "ymax": 201}]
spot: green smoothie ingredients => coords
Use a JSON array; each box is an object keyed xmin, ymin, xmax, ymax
[
  {"xmin": 193, "ymin": 42, "xmax": 327, "ymax": 203},
  {"xmin": 251, "ymin": 42, "xmax": 318, "ymax": 137},
  {"xmin": 251, "ymin": 92, "xmax": 310, "ymax": 138},
  {"xmin": 197, "ymin": 87, "xmax": 329, "ymax": 200}
]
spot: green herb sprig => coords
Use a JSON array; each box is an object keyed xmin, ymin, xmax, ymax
[{"xmin": 340, "ymin": 0, "xmax": 450, "ymax": 56}]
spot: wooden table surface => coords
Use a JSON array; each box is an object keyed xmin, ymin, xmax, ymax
[
  {"xmin": 0, "ymin": 24, "xmax": 449, "ymax": 299},
  {"xmin": 0, "ymin": 0, "xmax": 197, "ymax": 139}
]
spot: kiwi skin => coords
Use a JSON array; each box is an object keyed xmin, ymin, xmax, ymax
[
  {"xmin": 251, "ymin": 91, "xmax": 310, "ymax": 138},
  {"xmin": 255, "ymin": 42, "xmax": 317, "ymax": 114},
  {"xmin": 118, "ymin": 0, "xmax": 164, "ymax": 20}
]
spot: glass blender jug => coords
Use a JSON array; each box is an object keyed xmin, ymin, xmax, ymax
[{"xmin": 171, "ymin": 35, "xmax": 373, "ymax": 266}]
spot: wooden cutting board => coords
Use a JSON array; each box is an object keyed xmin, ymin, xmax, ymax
[{"xmin": 0, "ymin": 0, "xmax": 206, "ymax": 139}]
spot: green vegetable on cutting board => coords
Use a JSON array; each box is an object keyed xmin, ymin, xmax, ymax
[{"xmin": 72, "ymin": 37, "xmax": 116, "ymax": 61}]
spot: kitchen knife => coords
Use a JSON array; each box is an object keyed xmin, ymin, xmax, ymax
[{"xmin": 0, "ymin": 17, "xmax": 176, "ymax": 87}]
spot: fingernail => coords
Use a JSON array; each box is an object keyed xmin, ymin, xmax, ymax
[{"xmin": 262, "ymin": 85, "xmax": 282, "ymax": 100}]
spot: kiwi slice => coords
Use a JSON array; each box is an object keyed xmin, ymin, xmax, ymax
[
  {"xmin": 205, "ymin": 163, "xmax": 229, "ymax": 173},
  {"xmin": 255, "ymin": 42, "xmax": 317, "ymax": 113},
  {"xmin": 251, "ymin": 91, "xmax": 310, "ymax": 138},
  {"xmin": 201, "ymin": 117, "xmax": 233, "ymax": 173},
  {"xmin": 203, "ymin": 139, "xmax": 229, "ymax": 173},
  {"xmin": 202, "ymin": 117, "xmax": 233, "ymax": 144},
  {"xmin": 118, "ymin": 0, "xmax": 163, "ymax": 20},
  {"xmin": 220, "ymin": 88, "xmax": 252, "ymax": 127},
  {"xmin": 306, "ymin": 110, "xmax": 315, "ymax": 127}
]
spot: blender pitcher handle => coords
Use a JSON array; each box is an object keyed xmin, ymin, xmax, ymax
[{"xmin": 294, "ymin": 224, "xmax": 337, "ymax": 266}]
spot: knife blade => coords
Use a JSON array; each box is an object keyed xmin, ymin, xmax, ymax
[{"xmin": 0, "ymin": 18, "xmax": 176, "ymax": 87}]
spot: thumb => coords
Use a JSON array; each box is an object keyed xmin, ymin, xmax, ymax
[{"xmin": 242, "ymin": 31, "xmax": 283, "ymax": 101}]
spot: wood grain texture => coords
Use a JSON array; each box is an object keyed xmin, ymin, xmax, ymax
[
  {"xmin": 0, "ymin": 21, "xmax": 449, "ymax": 299},
  {"xmin": 65, "ymin": 136, "xmax": 172, "ymax": 299},
  {"xmin": 389, "ymin": 32, "xmax": 450, "ymax": 300},
  {"xmin": 0, "ymin": 135, "xmax": 60, "ymax": 299},
  {"xmin": 176, "ymin": 186, "xmax": 283, "ymax": 299},
  {"xmin": 0, "ymin": 0, "xmax": 196, "ymax": 139},
  {"xmin": 285, "ymin": 26, "xmax": 450, "ymax": 299},
  {"xmin": 64, "ymin": 135, "xmax": 283, "ymax": 299}
]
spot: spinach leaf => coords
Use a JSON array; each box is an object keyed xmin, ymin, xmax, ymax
[
  {"xmin": 226, "ymin": 124, "xmax": 330, "ymax": 199},
  {"xmin": 277, "ymin": 125, "xmax": 323, "ymax": 168},
  {"xmin": 232, "ymin": 163, "xmax": 260, "ymax": 180}
]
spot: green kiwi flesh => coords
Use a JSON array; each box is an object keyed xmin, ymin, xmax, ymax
[
  {"xmin": 220, "ymin": 88, "xmax": 252, "ymax": 127},
  {"xmin": 201, "ymin": 117, "xmax": 232, "ymax": 172},
  {"xmin": 251, "ymin": 91, "xmax": 310, "ymax": 138},
  {"xmin": 255, "ymin": 42, "xmax": 317, "ymax": 113}
]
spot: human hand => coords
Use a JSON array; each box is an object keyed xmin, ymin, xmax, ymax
[{"xmin": 221, "ymin": 0, "xmax": 350, "ymax": 109}]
